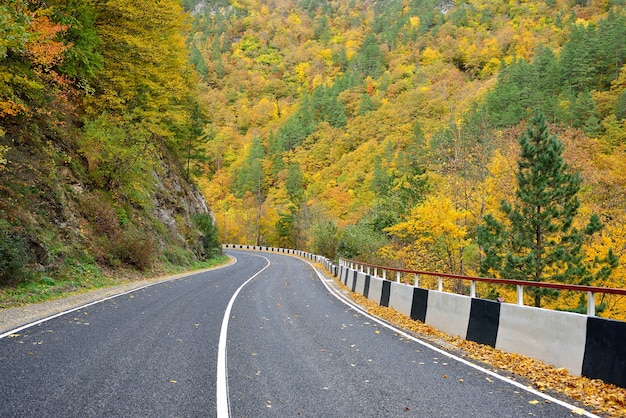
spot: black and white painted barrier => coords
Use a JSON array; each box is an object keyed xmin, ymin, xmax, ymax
[{"xmin": 222, "ymin": 244, "xmax": 626, "ymax": 389}]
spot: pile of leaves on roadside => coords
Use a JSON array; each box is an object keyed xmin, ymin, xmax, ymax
[{"xmin": 343, "ymin": 285, "xmax": 626, "ymax": 417}]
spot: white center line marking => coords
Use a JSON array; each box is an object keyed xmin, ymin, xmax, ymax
[{"xmin": 216, "ymin": 254, "xmax": 271, "ymax": 418}]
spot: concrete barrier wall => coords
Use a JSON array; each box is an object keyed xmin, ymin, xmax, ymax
[
  {"xmin": 221, "ymin": 245, "xmax": 626, "ymax": 388},
  {"xmin": 354, "ymin": 272, "xmax": 367, "ymax": 296},
  {"xmin": 465, "ymin": 298, "xmax": 500, "ymax": 347},
  {"xmin": 582, "ymin": 317, "xmax": 626, "ymax": 386},
  {"xmin": 345, "ymin": 269, "xmax": 356, "ymax": 291},
  {"xmin": 366, "ymin": 274, "xmax": 384, "ymax": 306},
  {"xmin": 496, "ymin": 304, "xmax": 587, "ymax": 375},
  {"xmin": 388, "ymin": 282, "xmax": 413, "ymax": 318},
  {"xmin": 425, "ymin": 291, "xmax": 472, "ymax": 339}
]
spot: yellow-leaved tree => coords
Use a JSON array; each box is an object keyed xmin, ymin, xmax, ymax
[
  {"xmin": 88, "ymin": 0, "xmax": 195, "ymax": 137},
  {"xmin": 384, "ymin": 192, "xmax": 470, "ymax": 278},
  {"xmin": 80, "ymin": 0, "xmax": 198, "ymax": 201}
]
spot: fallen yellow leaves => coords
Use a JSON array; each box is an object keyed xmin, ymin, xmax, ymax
[{"xmin": 332, "ymin": 276, "xmax": 626, "ymax": 417}]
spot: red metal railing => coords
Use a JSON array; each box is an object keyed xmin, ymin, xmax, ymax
[{"xmin": 339, "ymin": 257, "xmax": 626, "ymax": 316}]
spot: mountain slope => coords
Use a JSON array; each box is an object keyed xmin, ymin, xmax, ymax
[{"xmin": 189, "ymin": 0, "xmax": 626, "ymax": 316}]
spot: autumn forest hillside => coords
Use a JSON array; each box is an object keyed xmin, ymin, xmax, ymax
[
  {"xmin": 186, "ymin": 0, "xmax": 626, "ymax": 316},
  {"xmin": 0, "ymin": 0, "xmax": 221, "ymax": 304}
]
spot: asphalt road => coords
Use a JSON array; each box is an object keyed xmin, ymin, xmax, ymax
[{"xmin": 0, "ymin": 250, "xmax": 594, "ymax": 417}]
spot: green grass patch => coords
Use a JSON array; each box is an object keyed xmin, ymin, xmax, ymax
[
  {"xmin": 163, "ymin": 254, "xmax": 230, "ymax": 274},
  {"xmin": 192, "ymin": 254, "xmax": 230, "ymax": 270},
  {"xmin": 0, "ymin": 254, "xmax": 230, "ymax": 308},
  {"xmin": 0, "ymin": 256, "xmax": 116, "ymax": 308}
]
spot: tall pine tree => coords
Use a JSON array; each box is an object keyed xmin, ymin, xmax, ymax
[{"xmin": 477, "ymin": 111, "xmax": 616, "ymax": 308}]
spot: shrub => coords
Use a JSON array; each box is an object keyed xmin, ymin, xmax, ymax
[
  {"xmin": 337, "ymin": 223, "xmax": 388, "ymax": 261},
  {"xmin": 79, "ymin": 192, "xmax": 121, "ymax": 238},
  {"xmin": 310, "ymin": 220, "xmax": 338, "ymax": 260},
  {"xmin": 193, "ymin": 213, "xmax": 222, "ymax": 260},
  {"xmin": 164, "ymin": 248, "xmax": 194, "ymax": 266},
  {"xmin": 0, "ymin": 220, "xmax": 31, "ymax": 285},
  {"xmin": 112, "ymin": 231, "xmax": 156, "ymax": 271}
]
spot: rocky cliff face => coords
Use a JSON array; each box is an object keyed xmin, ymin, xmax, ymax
[
  {"xmin": 436, "ymin": 0, "xmax": 456, "ymax": 14},
  {"xmin": 150, "ymin": 156, "xmax": 213, "ymax": 255}
]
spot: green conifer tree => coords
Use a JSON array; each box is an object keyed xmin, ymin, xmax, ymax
[
  {"xmin": 560, "ymin": 23, "xmax": 597, "ymax": 93},
  {"xmin": 532, "ymin": 46, "xmax": 561, "ymax": 122},
  {"xmin": 358, "ymin": 93, "xmax": 374, "ymax": 115},
  {"xmin": 477, "ymin": 111, "xmax": 616, "ymax": 308},
  {"xmin": 234, "ymin": 138, "xmax": 265, "ymax": 199},
  {"xmin": 355, "ymin": 34, "xmax": 384, "ymax": 78},
  {"xmin": 276, "ymin": 207, "xmax": 297, "ymax": 249},
  {"xmin": 285, "ymin": 163, "xmax": 305, "ymax": 204},
  {"xmin": 371, "ymin": 155, "xmax": 390, "ymax": 197}
]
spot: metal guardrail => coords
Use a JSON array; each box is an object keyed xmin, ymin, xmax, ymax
[
  {"xmin": 339, "ymin": 258, "xmax": 626, "ymax": 317},
  {"xmin": 222, "ymin": 245, "xmax": 625, "ymax": 317}
]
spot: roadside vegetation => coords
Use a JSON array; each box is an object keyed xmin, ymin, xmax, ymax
[
  {"xmin": 0, "ymin": 254, "xmax": 229, "ymax": 309},
  {"xmin": 1, "ymin": 1, "xmax": 223, "ymax": 303}
]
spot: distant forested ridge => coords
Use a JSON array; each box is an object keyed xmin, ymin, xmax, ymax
[{"xmin": 185, "ymin": 0, "xmax": 626, "ymax": 317}]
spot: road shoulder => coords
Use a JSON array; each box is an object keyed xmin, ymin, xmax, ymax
[{"xmin": 0, "ymin": 258, "xmax": 235, "ymax": 335}]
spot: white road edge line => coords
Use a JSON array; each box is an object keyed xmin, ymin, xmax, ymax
[
  {"xmin": 0, "ymin": 262, "xmax": 235, "ymax": 340},
  {"xmin": 302, "ymin": 259, "xmax": 599, "ymax": 418},
  {"xmin": 216, "ymin": 254, "xmax": 271, "ymax": 418}
]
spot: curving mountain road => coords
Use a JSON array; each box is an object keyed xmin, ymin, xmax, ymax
[{"xmin": 0, "ymin": 250, "xmax": 594, "ymax": 417}]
